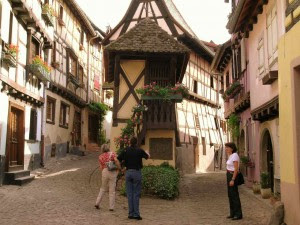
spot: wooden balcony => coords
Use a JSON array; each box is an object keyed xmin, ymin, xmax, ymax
[{"xmin": 142, "ymin": 100, "xmax": 176, "ymax": 130}]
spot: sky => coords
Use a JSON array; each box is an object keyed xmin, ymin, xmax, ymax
[{"xmin": 76, "ymin": 0, "xmax": 231, "ymax": 44}]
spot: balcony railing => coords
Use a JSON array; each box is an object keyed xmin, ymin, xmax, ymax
[{"xmin": 142, "ymin": 100, "xmax": 176, "ymax": 130}]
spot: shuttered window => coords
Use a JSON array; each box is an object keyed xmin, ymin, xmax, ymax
[
  {"xmin": 46, "ymin": 96, "xmax": 56, "ymax": 124},
  {"xmin": 258, "ymin": 36, "xmax": 265, "ymax": 76},
  {"xmin": 29, "ymin": 109, "xmax": 37, "ymax": 140},
  {"xmin": 59, "ymin": 102, "xmax": 70, "ymax": 128},
  {"xmin": 267, "ymin": 5, "xmax": 278, "ymax": 65}
]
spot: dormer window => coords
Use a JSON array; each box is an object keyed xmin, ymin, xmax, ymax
[{"xmin": 58, "ymin": 5, "xmax": 65, "ymax": 26}]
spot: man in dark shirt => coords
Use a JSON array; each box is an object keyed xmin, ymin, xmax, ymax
[{"xmin": 117, "ymin": 137, "xmax": 149, "ymax": 220}]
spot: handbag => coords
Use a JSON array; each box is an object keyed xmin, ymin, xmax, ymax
[
  {"xmin": 236, "ymin": 172, "xmax": 244, "ymax": 185},
  {"xmin": 106, "ymin": 152, "xmax": 117, "ymax": 171}
]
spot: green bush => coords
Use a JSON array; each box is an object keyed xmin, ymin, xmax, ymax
[
  {"xmin": 142, "ymin": 165, "xmax": 179, "ymax": 200},
  {"xmin": 119, "ymin": 165, "xmax": 180, "ymax": 200},
  {"xmin": 260, "ymin": 172, "xmax": 271, "ymax": 189}
]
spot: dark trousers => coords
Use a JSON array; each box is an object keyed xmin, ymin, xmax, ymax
[
  {"xmin": 126, "ymin": 169, "xmax": 142, "ymax": 217},
  {"xmin": 227, "ymin": 172, "xmax": 243, "ymax": 218}
]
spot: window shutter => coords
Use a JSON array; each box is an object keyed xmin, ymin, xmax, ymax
[
  {"xmin": 94, "ymin": 74, "xmax": 100, "ymax": 90},
  {"xmin": 241, "ymin": 38, "xmax": 246, "ymax": 72},
  {"xmin": 37, "ymin": 109, "xmax": 41, "ymax": 141},
  {"xmin": 25, "ymin": 106, "xmax": 31, "ymax": 140}
]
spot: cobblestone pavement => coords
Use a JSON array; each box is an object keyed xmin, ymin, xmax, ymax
[{"xmin": 0, "ymin": 152, "xmax": 272, "ymax": 225}]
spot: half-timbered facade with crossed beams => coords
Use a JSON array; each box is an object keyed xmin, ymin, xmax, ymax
[
  {"xmin": 103, "ymin": 0, "xmax": 226, "ymax": 173},
  {"xmin": 44, "ymin": 0, "xmax": 105, "ymax": 161},
  {"xmin": 0, "ymin": 0, "xmax": 54, "ymax": 185}
]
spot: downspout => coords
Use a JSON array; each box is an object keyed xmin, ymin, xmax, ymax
[{"xmin": 87, "ymin": 32, "xmax": 100, "ymax": 104}]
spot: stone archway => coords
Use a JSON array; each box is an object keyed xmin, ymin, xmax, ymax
[{"xmin": 261, "ymin": 129, "xmax": 274, "ymax": 192}]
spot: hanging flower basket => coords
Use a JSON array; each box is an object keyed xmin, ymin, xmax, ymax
[
  {"xmin": 3, "ymin": 53, "xmax": 17, "ymax": 68},
  {"xmin": 42, "ymin": 4, "xmax": 55, "ymax": 26},
  {"xmin": 105, "ymin": 90, "xmax": 113, "ymax": 99}
]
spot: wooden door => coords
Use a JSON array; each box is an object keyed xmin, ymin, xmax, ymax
[
  {"xmin": 6, "ymin": 105, "xmax": 24, "ymax": 171},
  {"xmin": 267, "ymin": 134, "xmax": 274, "ymax": 192},
  {"xmin": 88, "ymin": 114, "xmax": 99, "ymax": 143},
  {"xmin": 74, "ymin": 111, "xmax": 81, "ymax": 146}
]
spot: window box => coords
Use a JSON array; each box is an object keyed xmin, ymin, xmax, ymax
[
  {"xmin": 3, "ymin": 52, "xmax": 17, "ymax": 68},
  {"xmin": 28, "ymin": 63, "xmax": 51, "ymax": 82},
  {"xmin": 68, "ymin": 75, "xmax": 81, "ymax": 87},
  {"xmin": 42, "ymin": 6, "xmax": 55, "ymax": 27},
  {"xmin": 222, "ymin": 81, "xmax": 242, "ymax": 100},
  {"xmin": 262, "ymin": 70, "xmax": 278, "ymax": 85},
  {"xmin": 141, "ymin": 93, "xmax": 183, "ymax": 103}
]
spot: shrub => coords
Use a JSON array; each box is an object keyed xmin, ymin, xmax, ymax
[
  {"xmin": 260, "ymin": 172, "xmax": 271, "ymax": 189},
  {"xmin": 142, "ymin": 165, "xmax": 180, "ymax": 200}
]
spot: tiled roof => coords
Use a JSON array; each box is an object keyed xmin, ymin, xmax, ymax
[{"xmin": 105, "ymin": 18, "xmax": 190, "ymax": 54}]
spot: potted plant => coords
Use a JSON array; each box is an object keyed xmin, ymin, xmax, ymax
[
  {"xmin": 252, "ymin": 181, "xmax": 261, "ymax": 194},
  {"xmin": 240, "ymin": 155, "xmax": 249, "ymax": 165},
  {"xmin": 105, "ymin": 90, "xmax": 113, "ymax": 99},
  {"xmin": 260, "ymin": 172, "xmax": 272, "ymax": 199},
  {"xmin": 3, "ymin": 44, "xmax": 19, "ymax": 67},
  {"xmin": 42, "ymin": 3, "xmax": 55, "ymax": 26}
]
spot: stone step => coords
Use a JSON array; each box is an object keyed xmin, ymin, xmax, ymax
[
  {"xmin": 13, "ymin": 175, "xmax": 35, "ymax": 186},
  {"xmin": 8, "ymin": 165, "xmax": 24, "ymax": 172},
  {"xmin": 5, "ymin": 170, "xmax": 30, "ymax": 180}
]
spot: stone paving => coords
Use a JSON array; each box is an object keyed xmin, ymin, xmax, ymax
[{"xmin": 0, "ymin": 152, "xmax": 272, "ymax": 225}]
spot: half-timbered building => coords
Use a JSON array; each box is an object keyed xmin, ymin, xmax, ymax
[
  {"xmin": 0, "ymin": 0, "xmax": 54, "ymax": 185},
  {"xmin": 44, "ymin": 0, "xmax": 105, "ymax": 160},
  {"xmin": 103, "ymin": 0, "xmax": 226, "ymax": 173}
]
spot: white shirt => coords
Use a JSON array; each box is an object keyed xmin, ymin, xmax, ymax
[{"xmin": 226, "ymin": 153, "xmax": 240, "ymax": 171}]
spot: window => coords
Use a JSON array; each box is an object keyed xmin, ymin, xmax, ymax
[
  {"xmin": 79, "ymin": 66, "xmax": 84, "ymax": 85},
  {"xmin": 80, "ymin": 30, "xmax": 84, "ymax": 47},
  {"xmin": 31, "ymin": 38, "xmax": 40, "ymax": 62},
  {"xmin": 194, "ymin": 115, "xmax": 200, "ymax": 129},
  {"xmin": 29, "ymin": 109, "xmax": 37, "ymax": 140},
  {"xmin": 59, "ymin": 5, "xmax": 64, "ymax": 20},
  {"xmin": 43, "ymin": 48, "xmax": 49, "ymax": 65},
  {"xmin": 210, "ymin": 76, "xmax": 214, "ymax": 88},
  {"xmin": 214, "ymin": 117, "xmax": 219, "ymax": 129},
  {"xmin": 193, "ymin": 80, "xmax": 198, "ymax": 94},
  {"xmin": 226, "ymin": 72, "xmax": 230, "ymax": 88},
  {"xmin": 9, "ymin": 12, "xmax": 13, "ymax": 44},
  {"xmin": 267, "ymin": 5, "xmax": 278, "ymax": 65},
  {"xmin": 258, "ymin": 36, "xmax": 265, "ymax": 76},
  {"xmin": 67, "ymin": 49, "xmax": 78, "ymax": 78},
  {"xmin": 46, "ymin": 96, "xmax": 56, "ymax": 124},
  {"xmin": 59, "ymin": 102, "xmax": 70, "ymax": 128},
  {"xmin": 202, "ymin": 137, "xmax": 206, "ymax": 155}
]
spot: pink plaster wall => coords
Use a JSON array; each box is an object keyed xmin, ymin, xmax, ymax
[{"xmin": 247, "ymin": 0, "xmax": 285, "ymax": 110}]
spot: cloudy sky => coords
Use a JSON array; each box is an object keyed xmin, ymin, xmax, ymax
[{"xmin": 76, "ymin": 0, "xmax": 231, "ymax": 44}]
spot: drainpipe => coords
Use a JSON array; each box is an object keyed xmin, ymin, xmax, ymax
[{"xmin": 87, "ymin": 32, "xmax": 100, "ymax": 105}]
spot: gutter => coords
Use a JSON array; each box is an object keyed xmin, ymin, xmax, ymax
[{"xmin": 86, "ymin": 32, "xmax": 100, "ymax": 105}]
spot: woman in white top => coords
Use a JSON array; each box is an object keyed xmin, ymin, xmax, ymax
[{"xmin": 225, "ymin": 142, "xmax": 243, "ymax": 220}]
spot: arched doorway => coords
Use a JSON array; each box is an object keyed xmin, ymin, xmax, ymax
[{"xmin": 261, "ymin": 130, "xmax": 274, "ymax": 192}]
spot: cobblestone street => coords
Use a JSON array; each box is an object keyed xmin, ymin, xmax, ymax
[{"xmin": 0, "ymin": 153, "xmax": 272, "ymax": 225}]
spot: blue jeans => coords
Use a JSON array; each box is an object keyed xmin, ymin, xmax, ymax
[{"xmin": 126, "ymin": 169, "xmax": 142, "ymax": 217}]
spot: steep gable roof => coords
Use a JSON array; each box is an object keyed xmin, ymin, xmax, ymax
[
  {"xmin": 102, "ymin": 0, "xmax": 214, "ymax": 61},
  {"xmin": 105, "ymin": 18, "xmax": 190, "ymax": 54}
]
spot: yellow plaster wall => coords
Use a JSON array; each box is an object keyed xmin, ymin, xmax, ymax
[
  {"xmin": 117, "ymin": 60, "xmax": 145, "ymax": 119},
  {"xmin": 278, "ymin": 21, "xmax": 300, "ymax": 183},
  {"xmin": 110, "ymin": 124, "xmax": 127, "ymax": 152},
  {"xmin": 141, "ymin": 130, "xmax": 176, "ymax": 167}
]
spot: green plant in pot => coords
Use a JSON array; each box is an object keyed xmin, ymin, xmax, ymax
[
  {"xmin": 260, "ymin": 172, "xmax": 272, "ymax": 199},
  {"xmin": 252, "ymin": 181, "xmax": 260, "ymax": 194},
  {"xmin": 240, "ymin": 155, "xmax": 249, "ymax": 165}
]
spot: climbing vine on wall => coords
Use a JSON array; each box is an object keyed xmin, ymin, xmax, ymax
[{"xmin": 227, "ymin": 114, "xmax": 240, "ymax": 140}]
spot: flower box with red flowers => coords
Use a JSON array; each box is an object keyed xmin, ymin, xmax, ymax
[
  {"xmin": 28, "ymin": 56, "xmax": 51, "ymax": 82},
  {"xmin": 3, "ymin": 44, "xmax": 19, "ymax": 68}
]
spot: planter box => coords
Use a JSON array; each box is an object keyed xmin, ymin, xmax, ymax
[
  {"xmin": 141, "ymin": 94, "xmax": 183, "ymax": 102},
  {"xmin": 68, "ymin": 75, "xmax": 81, "ymax": 87},
  {"xmin": 28, "ymin": 64, "xmax": 51, "ymax": 82},
  {"xmin": 3, "ymin": 53, "xmax": 17, "ymax": 68},
  {"xmin": 42, "ymin": 9, "xmax": 54, "ymax": 26},
  {"xmin": 252, "ymin": 183, "xmax": 261, "ymax": 194}
]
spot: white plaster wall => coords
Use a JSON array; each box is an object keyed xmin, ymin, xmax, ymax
[
  {"xmin": 0, "ymin": 88, "xmax": 9, "ymax": 155},
  {"xmin": 25, "ymin": 142, "xmax": 40, "ymax": 155},
  {"xmin": 103, "ymin": 110, "xmax": 112, "ymax": 141}
]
